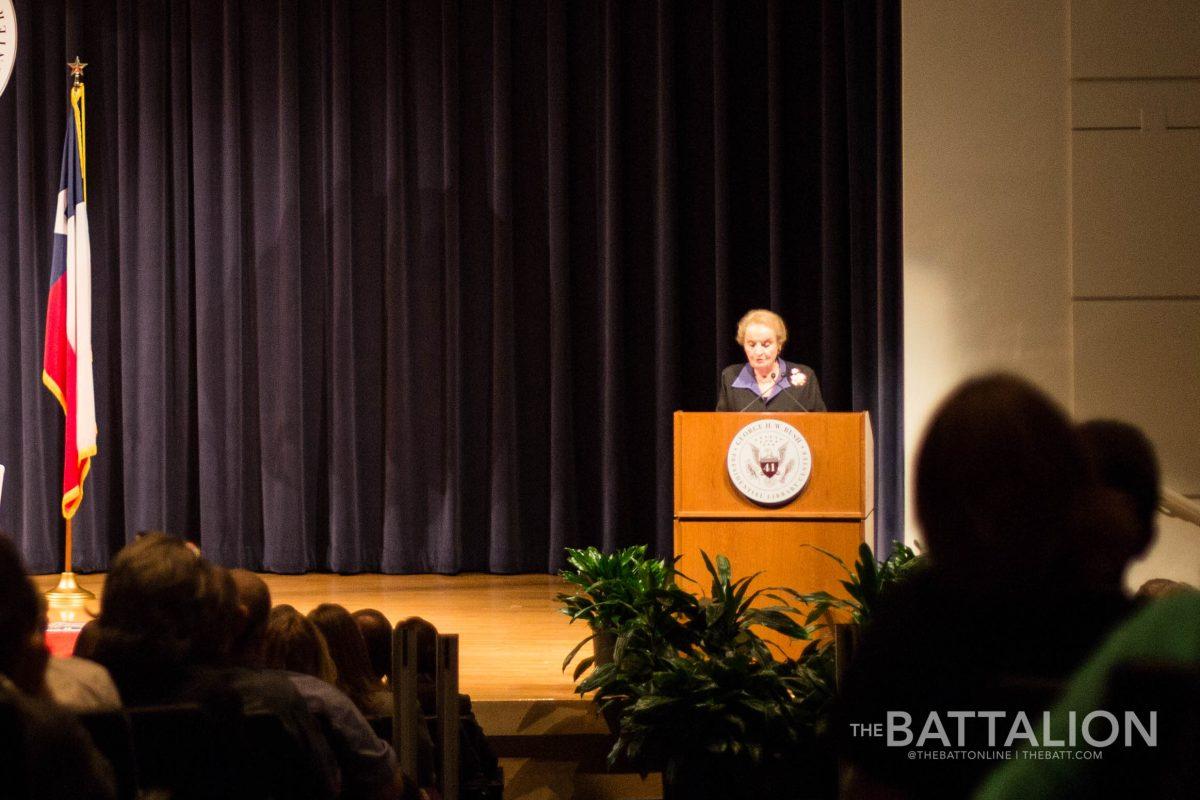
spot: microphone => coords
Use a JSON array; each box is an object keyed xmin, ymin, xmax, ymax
[
  {"xmin": 736, "ymin": 369, "xmax": 777, "ymax": 412},
  {"xmin": 777, "ymin": 368, "xmax": 811, "ymax": 412},
  {"xmin": 735, "ymin": 369, "xmax": 809, "ymax": 412},
  {"xmin": 737, "ymin": 392, "xmax": 764, "ymax": 412}
]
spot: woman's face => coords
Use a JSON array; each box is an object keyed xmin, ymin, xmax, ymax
[{"xmin": 743, "ymin": 322, "xmax": 781, "ymax": 371}]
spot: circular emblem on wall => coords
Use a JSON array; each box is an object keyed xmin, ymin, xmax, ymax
[
  {"xmin": 0, "ymin": 0, "xmax": 16, "ymax": 100},
  {"xmin": 726, "ymin": 419, "xmax": 812, "ymax": 506}
]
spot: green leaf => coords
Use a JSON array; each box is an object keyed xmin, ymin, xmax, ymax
[
  {"xmin": 800, "ymin": 543, "xmax": 852, "ymax": 576},
  {"xmin": 732, "ymin": 575, "xmax": 766, "ymax": 612},
  {"xmin": 747, "ymin": 609, "xmax": 810, "ymax": 640},
  {"xmin": 841, "ymin": 580, "xmax": 866, "ymax": 606},
  {"xmin": 562, "ymin": 633, "xmax": 596, "ymax": 671},
  {"xmin": 700, "ymin": 550, "xmax": 722, "ymax": 598},
  {"xmin": 855, "ymin": 543, "xmax": 879, "ymax": 589},
  {"xmin": 573, "ymin": 655, "xmax": 596, "ymax": 681},
  {"xmin": 612, "ymin": 632, "xmax": 628, "ymax": 665},
  {"xmin": 716, "ymin": 554, "xmax": 732, "ymax": 585},
  {"xmin": 805, "ymin": 606, "xmax": 832, "ymax": 626}
]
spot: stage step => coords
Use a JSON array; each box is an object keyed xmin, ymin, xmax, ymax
[{"xmin": 474, "ymin": 699, "xmax": 661, "ymax": 800}]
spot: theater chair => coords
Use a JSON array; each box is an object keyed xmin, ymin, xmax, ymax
[
  {"xmin": 125, "ymin": 703, "xmax": 237, "ymax": 798},
  {"xmin": 392, "ymin": 618, "xmax": 503, "ymax": 800},
  {"xmin": 434, "ymin": 632, "xmax": 462, "ymax": 800},
  {"xmin": 393, "ymin": 618, "xmax": 460, "ymax": 799},
  {"xmin": 0, "ymin": 693, "xmax": 30, "ymax": 799},
  {"xmin": 80, "ymin": 702, "xmax": 329, "ymax": 799},
  {"xmin": 391, "ymin": 620, "xmax": 424, "ymax": 783},
  {"xmin": 242, "ymin": 710, "xmax": 338, "ymax": 799}
]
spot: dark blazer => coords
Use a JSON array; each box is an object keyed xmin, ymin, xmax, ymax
[{"xmin": 715, "ymin": 361, "xmax": 826, "ymax": 412}]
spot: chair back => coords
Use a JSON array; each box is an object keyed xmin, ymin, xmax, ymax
[
  {"xmin": 436, "ymin": 633, "xmax": 461, "ymax": 800},
  {"xmin": 126, "ymin": 703, "xmax": 237, "ymax": 798},
  {"xmin": 0, "ymin": 692, "xmax": 30, "ymax": 799},
  {"xmin": 242, "ymin": 710, "xmax": 336, "ymax": 799},
  {"xmin": 392, "ymin": 618, "xmax": 425, "ymax": 781},
  {"xmin": 77, "ymin": 708, "xmax": 138, "ymax": 800}
]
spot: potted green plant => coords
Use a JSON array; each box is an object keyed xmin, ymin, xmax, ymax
[
  {"xmin": 556, "ymin": 544, "xmax": 681, "ymax": 679},
  {"xmin": 789, "ymin": 541, "xmax": 925, "ymax": 687},
  {"xmin": 558, "ymin": 542, "xmax": 924, "ymax": 797},
  {"xmin": 792, "ymin": 540, "xmax": 924, "ymax": 627},
  {"xmin": 582, "ymin": 552, "xmax": 831, "ymax": 798}
]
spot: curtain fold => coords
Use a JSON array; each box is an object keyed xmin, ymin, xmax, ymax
[{"xmin": 0, "ymin": 0, "xmax": 903, "ymax": 574}]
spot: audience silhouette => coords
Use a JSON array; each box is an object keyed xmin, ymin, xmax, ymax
[
  {"xmin": 309, "ymin": 603, "xmax": 392, "ymax": 718},
  {"xmin": 0, "ymin": 533, "xmax": 115, "ymax": 798},
  {"xmin": 263, "ymin": 604, "xmax": 416, "ymax": 799},
  {"xmin": 833, "ymin": 375, "xmax": 1147, "ymax": 799},
  {"xmin": 353, "ymin": 608, "xmax": 394, "ymax": 683}
]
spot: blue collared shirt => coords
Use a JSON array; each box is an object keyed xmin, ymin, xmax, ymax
[
  {"xmin": 732, "ymin": 358, "xmax": 791, "ymax": 403},
  {"xmin": 282, "ymin": 671, "xmax": 398, "ymax": 794}
]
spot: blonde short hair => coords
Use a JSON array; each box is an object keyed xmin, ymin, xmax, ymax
[{"xmin": 735, "ymin": 309, "xmax": 788, "ymax": 350}]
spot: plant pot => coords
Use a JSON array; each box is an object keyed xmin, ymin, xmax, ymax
[
  {"xmin": 661, "ymin": 754, "xmax": 772, "ymax": 800},
  {"xmin": 591, "ymin": 628, "xmax": 617, "ymax": 666},
  {"xmin": 661, "ymin": 752, "xmax": 829, "ymax": 800},
  {"xmin": 589, "ymin": 628, "xmax": 623, "ymax": 733},
  {"xmin": 833, "ymin": 622, "xmax": 861, "ymax": 690},
  {"xmin": 598, "ymin": 696, "xmax": 628, "ymax": 736}
]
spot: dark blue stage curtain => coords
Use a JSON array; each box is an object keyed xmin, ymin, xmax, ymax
[{"xmin": 0, "ymin": 0, "xmax": 902, "ymax": 574}]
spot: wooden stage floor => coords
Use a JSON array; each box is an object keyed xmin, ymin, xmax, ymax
[{"xmin": 34, "ymin": 572, "xmax": 584, "ymax": 702}]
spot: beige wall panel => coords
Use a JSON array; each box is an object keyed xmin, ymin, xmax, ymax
[
  {"xmin": 1073, "ymin": 300, "xmax": 1200, "ymax": 495},
  {"xmin": 1072, "ymin": 0, "xmax": 1200, "ymax": 78},
  {"xmin": 1072, "ymin": 129, "xmax": 1200, "ymax": 296},
  {"xmin": 903, "ymin": 0, "xmax": 1072, "ymax": 540},
  {"xmin": 1125, "ymin": 513, "xmax": 1200, "ymax": 592},
  {"xmin": 1072, "ymin": 80, "xmax": 1200, "ymax": 129}
]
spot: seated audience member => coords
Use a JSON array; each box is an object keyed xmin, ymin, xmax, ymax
[
  {"xmin": 263, "ymin": 605, "xmax": 415, "ymax": 800},
  {"xmin": 225, "ymin": 570, "xmax": 340, "ymax": 798},
  {"xmin": 0, "ymin": 533, "xmax": 115, "ymax": 798},
  {"xmin": 44, "ymin": 650, "xmax": 121, "ymax": 712},
  {"xmin": 397, "ymin": 616, "xmax": 440, "ymax": 714},
  {"xmin": 88, "ymin": 532, "xmax": 240, "ymax": 706},
  {"xmin": 1134, "ymin": 577, "xmax": 1197, "ymax": 602},
  {"xmin": 72, "ymin": 618, "xmax": 100, "ymax": 659},
  {"xmin": 1076, "ymin": 419, "xmax": 1161, "ymax": 587},
  {"xmin": 228, "ymin": 569, "xmax": 273, "ymax": 668},
  {"xmin": 832, "ymin": 375, "xmax": 1141, "ymax": 800},
  {"xmin": 335, "ymin": 608, "xmax": 438, "ymax": 787},
  {"xmin": 87, "ymin": 534, "xmax": 308, "ymax": 798},
  {"xmin": 974, "ymin": 590, "xmax": 1200, "ymax": 799},
  {"xmin": 51, "ymin": 616, "xmax": 127, "ymax": 712},
  {"xmin": 264, "ymin": 605, "xmax": 339, "ymax": 682},
  {"xmin": 352, "ymin": 608, "xmax": 393, "ymax": 683},
  {"xmin": 309, "ymin": 603, "xmax": 392, "ymax": 717}
]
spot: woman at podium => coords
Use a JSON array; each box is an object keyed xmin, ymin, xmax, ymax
[{"xmin": 716, "ymin": 309, "xmax": 826, "ymax": 412}]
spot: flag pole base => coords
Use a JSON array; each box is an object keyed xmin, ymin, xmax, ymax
[{"xmin": 45, "ymin": 572, "xmax": 96, "ymax": 605}]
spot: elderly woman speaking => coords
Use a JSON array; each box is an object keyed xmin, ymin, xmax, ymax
[{"xmin": 716, "ymin": 309, "xmax": 826, "ymax": 412}]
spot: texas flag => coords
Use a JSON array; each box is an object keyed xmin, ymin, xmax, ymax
[{"xmin": 42, "ymin": 84, "xmax": 97, "ymax": 519}]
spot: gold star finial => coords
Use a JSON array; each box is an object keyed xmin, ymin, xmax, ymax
[{"xmin": 68, "ymin": 56, "xmax": 87, "ymax": 85}]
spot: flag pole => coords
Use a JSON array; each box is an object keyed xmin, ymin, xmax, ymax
[
  {"xmin": 46, "ymin": 516, "xmax": 94, "ymax": 603},
  {"xmin": 46, "ymin": 56, "xmax": 95, "ymax": 608}
]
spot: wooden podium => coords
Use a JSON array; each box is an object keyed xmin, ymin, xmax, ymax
[{"xmin": 673, "ymin": 412, "xmax": 874, "ymax": 637}]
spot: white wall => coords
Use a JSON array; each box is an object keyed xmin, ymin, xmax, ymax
[
  {"xmin": 902, "ymin": 0, "xmax": 1074, "ymax": 536},
  {"xmin": 903, "ymin": 0, "xmax": 1200, "ymax": 587},
  {"xmin": 1069, "ymin": 0, "xmax": 1200, "ymax": 588}
]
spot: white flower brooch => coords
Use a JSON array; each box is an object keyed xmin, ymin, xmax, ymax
[{"xmin": 789, "ymin": 368, "xmax": 807, "ymax": 387}]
